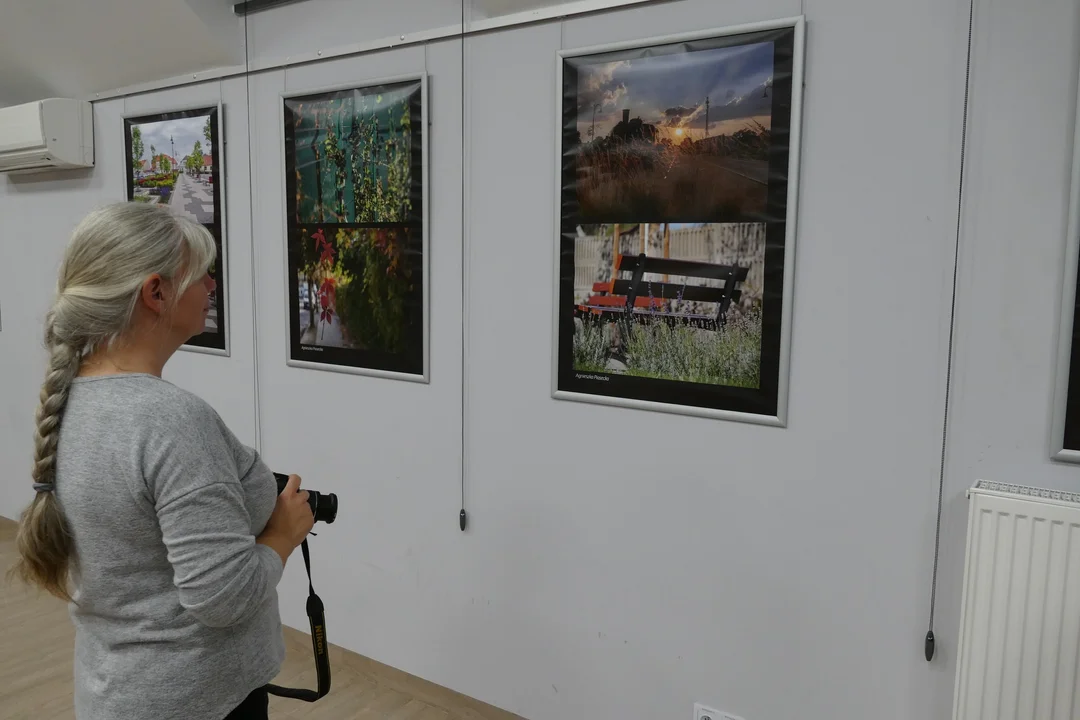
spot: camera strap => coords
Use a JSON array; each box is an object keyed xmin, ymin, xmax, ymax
[{"xmin": 264, "ymin": 538, "xmax": 331, "ymax": 702}]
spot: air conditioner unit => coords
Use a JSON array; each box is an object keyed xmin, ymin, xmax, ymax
[{"xmin": 0, "ymin": 98, "xmax": 94, "ymax": 174}]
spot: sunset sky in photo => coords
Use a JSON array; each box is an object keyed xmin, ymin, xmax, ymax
[{"xmin": 572, "ymin": 39, "xmax": 775, "ymax": 143}]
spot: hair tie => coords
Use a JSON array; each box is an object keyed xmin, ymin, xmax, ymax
[{"xmin": 33, "ymin": 482, "xmax": 56, "ymax": 494}]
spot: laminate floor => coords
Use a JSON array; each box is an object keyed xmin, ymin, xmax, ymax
[{"xmin": 0, "ymin": 518, "xmax": 521, "ymax": 720}]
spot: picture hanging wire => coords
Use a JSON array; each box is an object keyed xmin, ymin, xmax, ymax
[
  {"xmin": 925, "ymin": 0, "xmax": 975, "ymax": 663},
  {"xmin": 459, "ymin": 0, "xmax": 468, "ymax": 532},
  {"xmin": 242, "ymin": 8, "xmax": 264, "ymax": 455}
]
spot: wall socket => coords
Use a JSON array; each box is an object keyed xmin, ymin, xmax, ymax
[{"xmin": 694, "ymin": 703, "xmax": 744, "ymax": 720}]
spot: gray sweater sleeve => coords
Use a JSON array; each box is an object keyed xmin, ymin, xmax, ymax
[{"xmin": 140, "ymin": 395, "xmax": 284, "ymax": 628}]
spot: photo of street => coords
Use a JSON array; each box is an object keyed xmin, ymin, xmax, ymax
[
  {"xmin": 125, "ymin": 109, "xmax": 219, "ymax": 226},
  {"xmin": 124, "ymin": 106, "xmax": 227, "ymax": 352},
  {"xmin": 163, "ymin": 171, "xmax": 215, "ymax": 225},
  {"xmin": 203, "ymin": 283, "xmax": 219, "ymax": 335}
]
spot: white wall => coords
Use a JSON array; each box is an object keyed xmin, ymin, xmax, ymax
[
  {"xmin": 244, "ymin": 36, "xmax": 469, "ymax": 691},
  {"xmin": 460, "ymin": 0, "xmax": 966, "ymax": 717},
  {"xmin": 243, "ymin": 0, "xmax": 464, "ymax": 67},
  {"xmin": 0, "ymin": 0, "xmax": 1075, "ymax": 718},
  {"xmin": 0, "ymin": 98, "xmax": 122, "ymax": 515},
  {"xmin": 931, "ymin": 0, "xmax": 1080, "ymax": 715}
]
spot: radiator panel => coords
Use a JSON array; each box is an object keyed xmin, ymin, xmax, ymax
[{"xmin": 954, "ymin": 482, "xmax": 1080, "ymax": 720}]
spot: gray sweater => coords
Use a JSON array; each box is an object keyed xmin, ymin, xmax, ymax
[{"xmin": 54, "ymin": 374, "xmax": 286, "ymax": 720}]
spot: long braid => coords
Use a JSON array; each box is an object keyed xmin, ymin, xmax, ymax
[
  {"xmin": 33, "ymin": 321, "xmax": 82, "ymax": 485},
  {"xmin": 11, "ymin": 311, "xmax": 84, "ymax": 601}
]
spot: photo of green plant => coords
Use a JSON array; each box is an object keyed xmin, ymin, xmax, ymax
[
  {"xmin": 286, "ymin": 81, "xmax": 420, "ymax": 225},
  {"xmin": 294, "ymin": 227, "xmax": 420, "ymax": 355},
  {"xmin": 283, "ymin": 78, "xmax": 425, "ymax": 376}
]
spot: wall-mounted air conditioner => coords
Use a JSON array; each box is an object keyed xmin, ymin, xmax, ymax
[{"xmin": 0, "ymin": 98, "xmax": 94, "ymax": 174}]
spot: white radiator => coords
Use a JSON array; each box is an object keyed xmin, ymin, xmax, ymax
[{"xmin": 953, "ymin": 480, "xmax": 1080, "ymax": 720}]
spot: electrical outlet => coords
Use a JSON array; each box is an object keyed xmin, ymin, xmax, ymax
[{"xmin": 694, "ymin": 703, "xmax": 745, "ymax": 720}]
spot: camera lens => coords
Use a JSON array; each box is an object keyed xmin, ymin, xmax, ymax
[{"xmin": 315, "ymin": 492, "xmax": 338, "ymax": 524}]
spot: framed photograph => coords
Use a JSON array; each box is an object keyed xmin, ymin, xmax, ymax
[
  {"xmin": 552, "ymin": 17, "xmax": 806, "ymax": 425},
  {"xmin": 281, "ymin": 75, "xmax": 428, "ymax": 381},
  {"xmin": 124, "ymin": 105, "xmax": 228, "ymax": 355},
  {"xmin": 1050, "ymin": 67, "xmax": 1080, "ymax": 461}
]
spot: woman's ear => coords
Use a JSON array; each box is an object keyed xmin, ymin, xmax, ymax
[{"xmin": 140, "ymin": 274, "xmax": 167, "ymax": 316}]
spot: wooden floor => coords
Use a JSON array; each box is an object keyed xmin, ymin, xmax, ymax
[{"xmin": 0, "ymin": 518, "xmax": 521, "ymax": 720}]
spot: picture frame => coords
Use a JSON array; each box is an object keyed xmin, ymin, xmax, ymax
[
  {"xmin": 123, "ymin": 104, "xmax": 229, "ymax": 356},
  {"xmin": 1049, "ymin": 65, "xmax": 1080, "ymax": 461},
  {"xmin": 551, "ymin": 16, "xmax": 807, "ymax": 426},
  {"xmin": 279, "ymin": 74, "xmax": 429, "ymax": 383}
]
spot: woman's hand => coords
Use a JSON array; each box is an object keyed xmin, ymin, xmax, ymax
[{"xmin": 256, "ymin": 474, "xmax": 315, "ymax": 566}]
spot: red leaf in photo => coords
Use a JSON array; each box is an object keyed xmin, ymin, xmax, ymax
[
  {"xmin": 312, "ymin": 228, "xmax": 336, "ymax": 265},
  {"xmin": 374, "ymin": 229, "xmax": 389, "ymax": 252},
  {"xmin": 318, "ymin": 277, "xmax": 337, "ymax": 320}
]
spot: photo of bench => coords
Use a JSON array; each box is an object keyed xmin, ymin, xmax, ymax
[{"xmin": 577, "ymin": 253, "xmax": 749, "ymax": 329}]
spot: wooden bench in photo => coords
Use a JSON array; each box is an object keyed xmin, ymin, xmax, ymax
[{"xmin": 577, "ymin": 252, "xmax": 749, "ymax": 329}]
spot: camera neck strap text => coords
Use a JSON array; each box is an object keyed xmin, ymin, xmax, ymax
[{"xmin": 264, "ymin": 538, "xmax": 331, "ymax": 702}]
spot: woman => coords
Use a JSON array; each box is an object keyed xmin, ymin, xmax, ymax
[{"xmin": 8, "ymin": 203, "xmax": 315, "ymax": 720}]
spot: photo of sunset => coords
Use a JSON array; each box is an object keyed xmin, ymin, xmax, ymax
[
  {"xmin": 564, "ymin": 37, "xmax": 775, "ymax": 223},
  {"xmin": 556, "ymin": 21, "xmax": 802, "ymax": 419}
]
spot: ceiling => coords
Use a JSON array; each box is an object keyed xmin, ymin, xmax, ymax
[
  {"xmin": 0, "ymin": 0, "xmax": 242, "ymax": 106},
  {"xmin": 0, "ymin": 0, "xmax": 644, "ymax": 106}
]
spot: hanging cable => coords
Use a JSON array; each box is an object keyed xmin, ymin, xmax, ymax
[
  {"xmin": 459, "ymin": 1, "xmax": 469, "ymax": 532},
  {"xmin": 925, "ymin": 0, "xmax": 975, "ymax": 662},
  {"xmin": 241, "ymin": 7, "xmax": 265, "ymax": 456}
]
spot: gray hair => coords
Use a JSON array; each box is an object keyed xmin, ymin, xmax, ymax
[{"xmin": 10, "ymin": 202, "xmax": 216, "ymax": 601}]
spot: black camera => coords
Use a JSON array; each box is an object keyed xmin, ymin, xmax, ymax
[{"xmin": 274, "ymin": 472, "xmax": 338, "ymax": 524}]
